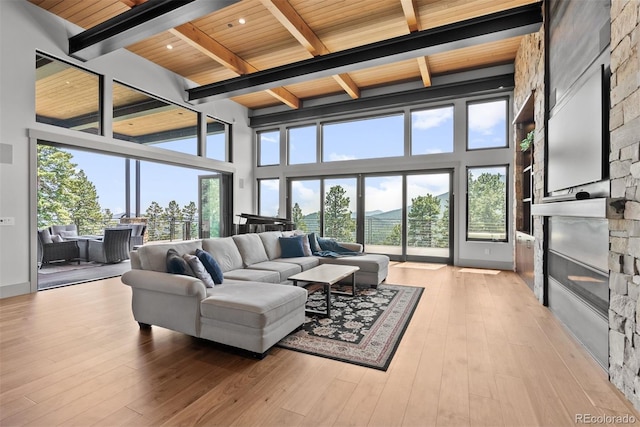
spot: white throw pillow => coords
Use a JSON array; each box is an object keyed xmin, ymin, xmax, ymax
[
  {"xmin": 51, "ymin": 234, "xmax": 63, "ymax": 243},
  {"xmin": 182, "ymin": 254, "xmax": 215, "ymax": 288}
]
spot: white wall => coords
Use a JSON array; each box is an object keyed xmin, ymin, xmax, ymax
[{"xmin": 0, "ymin": 1, "xmax": 252, "ymax": 297}]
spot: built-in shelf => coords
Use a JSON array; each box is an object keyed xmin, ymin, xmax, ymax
[
  {"xmin": 531, "ymin": 198, "xmax": 624, "ymax": 219},
  {"xmin": 513, "ymin": 91, "xmax": 535, "ymax": 125}
]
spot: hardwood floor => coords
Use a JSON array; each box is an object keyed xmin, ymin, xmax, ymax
[{"xmin": 1, "ymin": 264, "xmax": 638, "ymax": 426}]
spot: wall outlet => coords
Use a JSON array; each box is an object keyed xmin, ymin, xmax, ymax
[{"xmin": 0, "ymin": 217, "xmax": 15, "ymax": 226}]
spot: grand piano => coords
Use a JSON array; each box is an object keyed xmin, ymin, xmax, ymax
[{"xmin": 236, "ymin": 213, "xmax": 296, "ymax": 234}]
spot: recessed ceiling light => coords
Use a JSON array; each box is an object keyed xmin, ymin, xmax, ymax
[
  {"xmin": 238, "ymin": 18, "xmax": 246, "ymax": 24},
  {"xmin": 166, "ymin": 44, "xmax": 173, "ymax": 50}
]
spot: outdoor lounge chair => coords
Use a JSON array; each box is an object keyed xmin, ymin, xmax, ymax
[{"xmin": 88, "ymin": 228, "xmax": 132, "ymax": 264}]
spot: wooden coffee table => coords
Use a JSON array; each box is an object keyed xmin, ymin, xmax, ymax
[{"xmin": 288, "ymin": 264, "xmax": 359, "ymax": 317}]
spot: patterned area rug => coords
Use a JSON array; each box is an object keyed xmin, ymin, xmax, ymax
[{"xmin": 277, "ymin": 284, "xmax": 423, "ymax": 371}]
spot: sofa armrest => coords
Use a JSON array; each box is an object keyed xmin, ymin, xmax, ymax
[
  {"xmin": 338, "ymin": 242, "xmax": 363, "ymax": 252},
  {"xmin": 121, "ymin": 269, "xmax": 207, "ymax": 299}
]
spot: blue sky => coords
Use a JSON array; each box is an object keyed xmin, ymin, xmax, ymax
[
  {"xmin": 66, "ymin": 148, "xmax": 209, "ymax": 217},
  {"xmin": 261, "ymin": 101, "xmax": 505, "ymax": 216}
]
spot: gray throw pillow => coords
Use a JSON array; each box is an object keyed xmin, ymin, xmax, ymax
[{"xmin": 183, "ymin": 254, "xmax": 215, "ymax": 288}]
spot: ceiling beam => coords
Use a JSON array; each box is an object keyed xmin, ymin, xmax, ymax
[
  {"xmin": 417, "ymin": 56, "xmax": 432, "ymax": 87},
  {"xmin": 170, "ymin": 24, "xmax": 249, "ymax": 75},
  {"xmin": 260, "ymin": 0, "xmax": 328, "ymax": 56},
  {"xmin": 187, "ymin": 2, "xmax": 542, "ymax": 102},
  {"xmin": 399, "ymin": 0, "xmax": 431, "ymax": 87},
  {"xmin": 68, "ymin": 0, "xmax": 241, "ymax": 61},
  {"xmin": 400, "ymin": 0, "xmax": 419, "ymax": 33},
  {"xmin": 170, "ymin": 23, "xmax": 300, "ymax": 109},
  {"xmin": 261, "ymin": 0, "xmax": 361, "ymax": 100}
]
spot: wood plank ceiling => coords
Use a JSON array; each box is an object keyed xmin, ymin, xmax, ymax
[{"xmin": 29, "ymin": 0, "xmax": 540, "ymax": 112}]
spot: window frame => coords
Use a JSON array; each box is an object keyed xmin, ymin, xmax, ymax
[
  {"xmin": 257, "ymin": 129, "xmax": 281, "ymax": 167},
  {"xmin": 410, "ymin": 104, "xmax": 455, "ymax": 156},
  {"xmin": 465, "ymin": 97, "xmax": 509, "ymax": 151},
  {"xmin": 465, "ymin": 164, "xmax": 509, "ymax": 242}
]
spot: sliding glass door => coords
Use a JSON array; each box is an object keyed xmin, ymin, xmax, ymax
[
  {"xmin": 364, "ymin": 176, "xmax": 403, "ymax": 255},
  {"xmin": 406, "ymin": 173, "xmax": 451, "ymax": 259},
  {"xmin": 289, "ymin": 171, "xmax": 452, "ymax": 263}
]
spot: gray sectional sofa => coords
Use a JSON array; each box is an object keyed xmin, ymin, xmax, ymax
[{"xmin": 121, "ymin": 231, "xmax": 390, "ymax": 356}]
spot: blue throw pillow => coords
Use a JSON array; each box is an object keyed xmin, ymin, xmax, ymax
[
  {"xmin": 196, "ymin": 249, "xmax": 224, "ymax": 284},
  {"xmin": 166, "ymin": 249, "xmax": 195, "ymax": 276},
  {"xmin": 279, "ymin": 236, "xmax": 305, "ymax": 258}
]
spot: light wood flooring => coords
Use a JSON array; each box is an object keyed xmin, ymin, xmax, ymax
[{"xmin": 1, "ymin": 264, "xmax": 638, "ymax": 426}]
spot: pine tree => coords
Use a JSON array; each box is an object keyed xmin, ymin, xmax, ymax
[
  {"xmin": 182, "ymin": 201, "xmax": 197, "ymax": 238},
  {"xmin": 407, "ymin": 194, "xmax": 441, "ymax": 247},
  {"xmin": 163, "ymin": 200, "xmax": 183, "ymax": 240},
  {"xmin": 291, "ymin": 202, "xmax": 307, "ymax": 232},
  {"xmin": 68, "ymin": 170, "xmax": 102, "ymax": 235},
  {"xmin": 324, "ymin": 185, "xmax": 355, "ymax": 241},
  {"xmin": 384, "ymin": 223, "xmax": 402, "ymax": 246},
  {"xmin": 145, "ymin": 201, "xmax": 163, "ymax": 240},
  {"xmin": 468, "ymin": 171, "xmax": 506, "ymax": 237},
  {"xmin": 37, "ymin": 145, "xmax": 103, "ymax": 230}
]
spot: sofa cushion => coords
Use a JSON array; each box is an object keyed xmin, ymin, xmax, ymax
[
  {"xmin": 258, "ymin": 231, "xmax": 283, "ymax": 260},
  {"xmin": 51, "ymin": 234, "xmax": 64, "ymax": 243},
  {"xmin": 232, "ymin": 234, "xmax": 269, "ymax": 266},
  {"xmin": 58, "ymin": 230, "xmax": 78, "ymax": 239},
  {"xmin": 202, "ymin": 237, "xmax": 244, "ymax": 272},
  {"xmin": 200, "ymin": 282, "xmax": 308, "ymax": 329},
  {"xmin": 196, "ymin": 249, "xmax": 224, "ymax": 284},
  {"xmin": 39, "ymin": 228, "xmax": 53, "ymax": 244},
  {"xmin": 273, "ymin": 256, "xmax": 320, "ymax": 271},
  {"xmin": 183, "ymin": 254, "xmax": 215, "ymax": 288},
  {"xmin": 166, "ymin": 249, "xmax": 195, "ymax": 276},
  {"xmin": 247, "ymin": 261, "xmax": 301, "ymax": 282},
  {"xmin": 279, "ymin": 236, "xmax": 306, "ymax": 258},
  {"xmin": 224, "ymin": 268, "xmax": 280, "ymax": 283},
  {"xmin": 319, "ymin": 253, "xmax": 389, "ymax": 273}
]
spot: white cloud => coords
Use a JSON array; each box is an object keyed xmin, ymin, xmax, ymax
[
  {"xmin": 327, "ymin": 152, "xmax": 356, "ymax": 161},
  {"xmin": 468, "ymin": 100, "xmax": 505, "ymax": 135},
  {"xmin": 261, "ymin": 179, "xmax": 279, "ymax": 190},
  {"xmin": 412, "ymin": 107, "xmax": 453, "ymax": 130}
]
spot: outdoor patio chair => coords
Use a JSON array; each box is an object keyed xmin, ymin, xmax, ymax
[
  {"xmin": 117, "ymin": 223, "xmax": 146, "ymax": 249},
  {"xmin": 38, "ymin": 228, "xmax": 80, "ymax": 266},
  {"xmin": 87, "ymin": 228, "xmax": 132, "ymax": 264}
]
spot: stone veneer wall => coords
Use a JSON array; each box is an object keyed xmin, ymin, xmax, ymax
[
  {"xmin": 514, "ymin": 30, "xmax": 545, "ymax": 303},
  {"xmin": 609, "ymin": 0, "xmax": 640, "ymax": 411}
]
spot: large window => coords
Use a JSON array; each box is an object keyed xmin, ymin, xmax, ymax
[
  {"xmin": 112, "ymin": 82, "xmax": 198, "ymax": 155},
  {"xmin": 411, "ymin": 105, "xmax": 454, "ymax": 155},
  {"xmin": 206, "ymin": 117, "xmax": 229, "ymax": 161},
  {"xmin": 36, "ymin": 53, "xmax": 101, "ymax": 135},
  {"xmin": 322, "ymin": 115, "xmax": 404, "ymax": 162},
  {"xmin": 37, "ymin": 145, "xmax": 229, "ymax": 241},
  {"xmin": 288, "ymin": 125, "xmax": 316, "ymax": 165},
  {"xmin": 323, "ymin": 178, "xmax": 357, "ymax": 242},
  {"xmin": 467, "ymin": 98, "xmax": 508, "ymax": 150},
  {"xmin": 467, "ymin": 165, "xmax": 508, "ymax": 241},
  {"xmin": 259, "ymin": 179, "xmax": 280, "ymax": 217},
  {"xmin": 258, "ymin": 130, "xmax": 280, "ymax": 166},
  {"xmin": 290, "ymin": 179, "xmax": 321, "ymax": 234}
]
